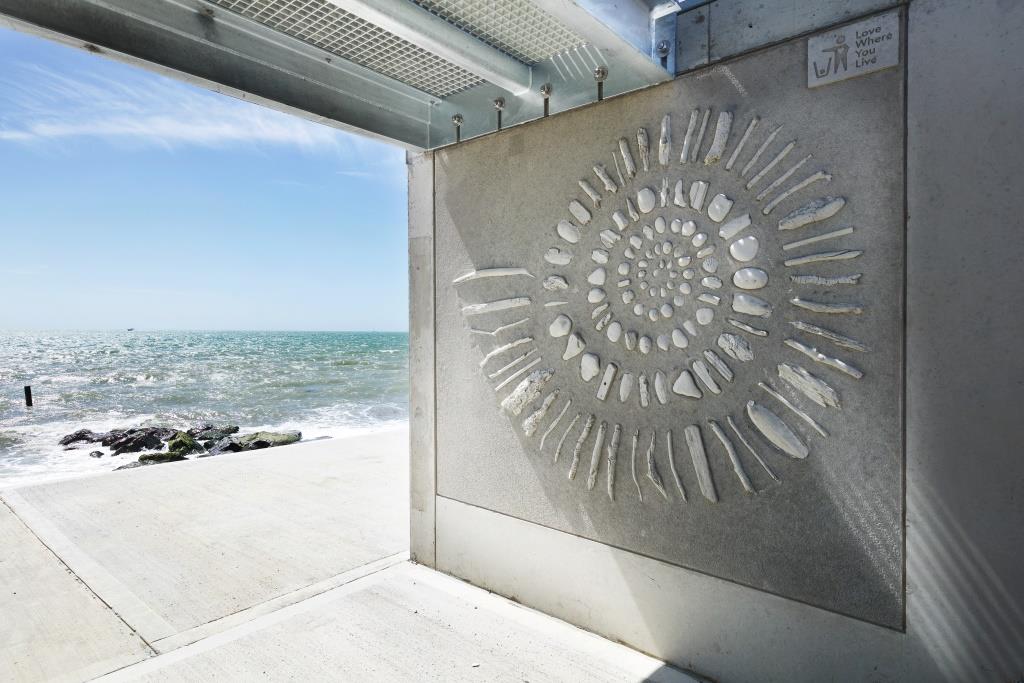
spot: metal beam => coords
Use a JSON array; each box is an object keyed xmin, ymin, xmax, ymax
[
  {"xmin": 532, "ymin": 0, "xmax": 672, "ymax": 83},
  {"xmin": 0, "ymin": 0, "xmax": 439, "ymax": 149},
  {"xmin": 326, "ymin": 0, "xmax": 533, "ymax": 95}
]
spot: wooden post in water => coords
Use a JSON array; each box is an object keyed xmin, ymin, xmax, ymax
[{"xmin": 24, "ymin": 385, "xmax": 32, "ymax": 407}]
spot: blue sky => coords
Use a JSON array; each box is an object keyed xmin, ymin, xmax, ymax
[{"xmin": 0, "ymin": 27, "xmax": 409, "ymax": 332}]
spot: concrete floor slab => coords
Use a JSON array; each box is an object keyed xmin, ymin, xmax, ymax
[
  {"xmin": 98, "ymin": 563, "xmax": 700, "ymax": 683},
  {"xmin": 1, "ymin": 428, "xmax": 409, "ymax": 646},
  {"xmin": 0, "ymin": 501, "xmax": 151, "ymax": 683}
]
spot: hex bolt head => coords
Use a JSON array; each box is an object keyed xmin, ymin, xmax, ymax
[
  {"xmin": 656, "ymin": 40, "xmax": 671, "ymax": 57},
  {"xmin": 539, "ymin": 83, "xmax": 553, "ymax": 98},
  {"xmin": 593, "ymin": 66, "xmax": 608, "ymax": 82},
  {"xmin": 493, "ymin": 97, "xmax": 505, "ymax": 111},
  {"xmin": 451, "ymin": 114, "xmax": 463, "ymax": 127}
]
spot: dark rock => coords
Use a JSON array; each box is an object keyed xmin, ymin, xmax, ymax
[
  {"xmin": 59, "ymin": 429, "xmax": 101, "ymax": 446},
  {"xmin": 189, "ymin": 425, "xmax": 240, "ymax": 441},
  {"xmin": 236, "ymin": 431, "xmax": 301, "ymax": 450},
  {"xmin": 114, "ymin": 461, "xmax": 148, "ymax": 471},
  {"xmin": 199, "ymin": 437, "xmax": 244, "ymax": 457},
  {"xmin": 138, "ymin": 452, "xmax": 187, "ymax": 464},
  {"xmin": 110, "ymin": 429, "xmax": 164, "ymax": 455},
  {"xmin": 100, "ymin": 430, "xmax": 128, "ymax": 447},
  {"xmin": 166, "ymin": 431, "xmax": 203, "ymax": 456},
  {"xmin": 151, "ymin": 427, "xmax": 178, "ymax": 441},
  {"xmin": 89, "ymin": 451, "xmax": 104, "ymax": 458}
]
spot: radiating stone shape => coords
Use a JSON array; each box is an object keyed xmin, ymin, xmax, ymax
[
  {"xmin": 689, "ymin": 181, "xmax": 709, "ymax": 212},
  {"xmin": 628, "ymin": 235, "xmax": 643, "ymax": 250},
  {"xmin": 657, "ymin": 334, "xmax": 670, "ymax": 351},
  {"xmin": 557, "ymin": 220, "xmax": 580, "ymax": 243},
  {"xmin": 617, "ymin": 262, "xmax": 630, "ymax": 276},
  {"xmin": 684, "ymin": 425, "xmax": 718, "ymax": 503},
  {"xmin": 707, "ymin": 193, "xmax": 734, "ymax": 223},
  {"xmin": 625, "ymin": 331, "xmax": 637, "ymax": 351},
  {"xmin": 660, "ymin": 303, "xmax": 674, "ymax": 318},
  {"xmin": 549, "ymin": 314, "xmax": 572, "ymax": 338},
  {"xmin": 599, "ymin": 230, "xmax": 620, "ymax": 249},
  {"xmin": 612, "ymin": 211, "xmax": 629, "ymax": 230},
  {"xmin": 500, "ymin": 369, "xmax": 554, "ymax": 416},
  {"xmin": 698, "ymin": 293, "xmax": 721, "ymax": 305},
  {"xmin": 638, "ymin": 374, "xmax": 650, "ymax": 408},
  {"xmin": 542, "ymin": 275, "xmax": 568, "ymax": 291},
  {"xmin": 544, "ymin": 247, "xmax": 572, "ymax": 265},
  {"xmin": 627, "ymin": 197, "xmax": 640, "ymax": 221},
  {"xmin": 606, "ymin": 320, "xmax": 622, "ymax": 342},
  {"xmin": 580, "ymin": 353, "xmax": 601, "ymax": 382},
  {"xmin": 659, "ymin": 115, "xmax": 672, "ymax": 166},
  {"xmin": 522, "ymin": 390, "xmax": 558, "ymax": 436},
  {"xmin": 672, "ymin": 328, "xmax": 689, "ymax": 348},
  {"xmin": 692, "ymin": 359, "xmax": 721, "ymax": 394},
  {"xmin": 563, "ymin": 333, "xmax": 585, "ymax": 360},
  {"xmin": 778, "ymin": 196, "xmax": 846, "ymax": 231},
  {"xmin": 702, "ymin": 256, "xmax": 719, "ymax": 273},
  {"xmin": 596, "ymin": 362, "xmax": 618, "ymax": 400},
  {"xmin": 637, "ymin": 187, "xmax": 657, "ymax": 214},
  {"xmin": 579, "ymin": 179, "xmax": 601, "ymax": 207},
  {"xmin": 594, "ymin": 164, "xmax": 617, "ymax": 193},
  {"xmin": 569, "ymin": 199, "xmax": 591, "ymax": 225},
  {"xmin": 778, "ymin": 362, "xmax": 840, "ymax": 408},
  {"xmin": 591, "ymin": 303, "xmax": 609, "ymax": 319},
  {"xmin": 719, "ymin": 213, "xmax": 751, "ymax": 240},
  {"xmin": 595, "ymin": 312, "xmax": 612, "ymax": 331},
  {"xmin": 703, "ymin": 349, "xmax": 734, "ymax": 382},
  {"xmin": 642, "ymin": 225, "xmax": 655, "ymax": 240},
  {"xmin": 654, "ymin": 371, "xmax": 669, "ymax": 405},
  {"xmin": 636, "ymin": 128, "xmax": 651, "ymax": 173},
  {"xmin": 696, "ymin": 246, "xmax": 715, "ymax": 259},
  {"xmin": 733, "ymin": 267, "xmax": 769, "ymax": 290},
  {"xmin": 696, "ymin": 308, "xmax": 715, "ymax": 325},
  {"xmin": 691, "ymin": 232, "xmax": 707, "ymax": 248},
  {"xmin": 717, "ymin": 333, "xmax": 754, "ymax": 361},
  {"xmin": 588, "ymin": 267, "xmax": 607, "ymax": 286},
  {"xmin": 619, "ymin": 137, "xmax": 637, "ymax": 178},
  {"xmin": 619, "ymin": 372, "xmax": 635, "ymax": 402},
  {"xmin": 587, "ymin": 288, "xmax": 606, "ymax": 304},
  {"xmin": 683, "ymin": 320, "xmax": 698, "ymax": 336},
  {"xmin": 703, "ymin": 111, "xmax": 733, "ymax": 166},
  {"xmin": 732, "ymin": 293, "xmax": 773, "ymax": 317},
  {"xmin": 746, "ymin": 401, "xmax": 809, "ymax": 459},
  {"xmin": 622, "ymin": 290, "xmax": 635, "ymax": 304},
  {"xmin": 592, "ymin": 249, "xmax": 609, "ymax": 264},
  {"xmin": 647, "ymin": 308, "xmax": 658, "ymax": 322},
  {"xmin": 655, "ymin": 216, "xmax": 667, "ymax": 234},
  {"xmin": 729, "ymin": 235, "xmax": 759, "ymax": 262},
  {"xmin": 672, "ymin": 370, "xmax": 702, "ymax": 398},
  {"xmin": 633, "ymin": 303, "xmax": 644, "ymax": 316},
  {"xmin": 639, "ymin": 336, "xmax": 653, "ymax": 354},
  {"xmin": 674, "ymin": 179, "xmax": 687, "ymax": 208},
  {"xmin": 701, "ymin": 276, "xmax": 722, "ymax": 289}
]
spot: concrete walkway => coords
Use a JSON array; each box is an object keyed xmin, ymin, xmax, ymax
[{"xmin": 0, "ymin": 428, "xmax": 696, "ymax": 682}]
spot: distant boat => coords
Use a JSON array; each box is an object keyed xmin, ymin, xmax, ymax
[{"xmin": 127, "ymin": 328, "xmax": 135, "ymax": 331}]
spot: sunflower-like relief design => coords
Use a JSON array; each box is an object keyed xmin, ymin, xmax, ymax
[{"xmin": 455, "ymin": 107, "xmax": 867, "ymax": 505}]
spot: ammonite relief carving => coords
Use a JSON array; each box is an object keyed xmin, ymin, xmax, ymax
[{"xmin": 454, "ymin": 106, "xmax": 870, "ymax": 506}]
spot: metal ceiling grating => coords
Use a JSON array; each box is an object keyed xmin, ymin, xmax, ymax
[
  {"xmin": 210, "ymin": 0, "xmax": 484, "ymax": 97},
  {"xmin": 412, "ymin": 0, "xmax": 587, "ymax": 65}
]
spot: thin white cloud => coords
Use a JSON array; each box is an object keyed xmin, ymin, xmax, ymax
[{"xmin": 0, "ymin": 62, "xmax": 398, "ymax": 160}]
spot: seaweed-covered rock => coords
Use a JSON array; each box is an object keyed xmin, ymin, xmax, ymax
[
  {"xmin": 236, "ymin": 431, "xmax": 301, "ymax": 450},
  {"xmin": 138, "ymin": 452, "xmax": 188, "ymax": 464},
  {"xmin": 166, "ymin": 431, "xmax": 203, "ymax": 456}
]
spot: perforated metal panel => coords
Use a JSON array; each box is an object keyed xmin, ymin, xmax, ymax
[
  {"xmin": 211, "ymin": 0, "xmax": 485, "ymax": 97},
  {"xmin": 413, "ymin": 0, "xmax": 586, "ymax": 64}
]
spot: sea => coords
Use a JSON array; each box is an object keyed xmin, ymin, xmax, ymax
[{"xmin": 0, "ymin": 330, "xmax": 408, "ymax": 487}]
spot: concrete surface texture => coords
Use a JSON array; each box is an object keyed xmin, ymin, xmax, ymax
[
  {"xmin": 0, "ymin": 428, "xmax": 694, "ymax": 682},
  {"xmin": 97, "ymin": 563, "xmax": 699, "ymax": 683},
  {"xmin": 413, "ymin": 0, "xmax": 1024, "ymax": 680},
  {"xmin": 432, "ymin": 26, "xmax": 904, "ymax": 628}
]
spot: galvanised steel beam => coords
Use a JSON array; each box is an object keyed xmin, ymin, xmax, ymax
[
  {"xmin": 0, "ymin": 0, "xmax": 443, "ymax": 149},
  {"xmin": 325, "ymin": 0, "xmax": 533, "ymax": 95}
]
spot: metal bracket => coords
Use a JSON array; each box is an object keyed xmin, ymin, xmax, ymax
[{"xmin": 653, "ymin": 10, "xmax": 679, "ymax": 75}]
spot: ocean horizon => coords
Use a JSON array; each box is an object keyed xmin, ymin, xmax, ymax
[{"xmin": 0, "ymin": 330, "xmax": 409, "ymax": 486}]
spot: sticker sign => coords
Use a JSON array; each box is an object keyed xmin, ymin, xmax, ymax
[{"xmin": 807, "ymin": 11, "xmax": 899, "ymax": 88}]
